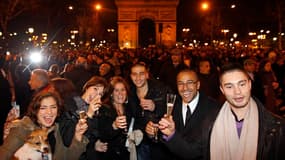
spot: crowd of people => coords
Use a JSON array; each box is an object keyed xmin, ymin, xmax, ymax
[{"xmin": 0, "ymin": 46, "xmax": 284, "ymax": 160}]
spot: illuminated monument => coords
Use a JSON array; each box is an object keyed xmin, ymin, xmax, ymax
[{"xmin": 115, "ymin": 0, "xmax": 179, "ymax": 48}]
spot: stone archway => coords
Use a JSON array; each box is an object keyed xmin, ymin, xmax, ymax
[
  {"xmin": 139, "ymin": 18, "xmax": 156, "ymax": 47},
  {"xmin": 115, "ymin": 0, "xmax": 179, "ymax": 49}
]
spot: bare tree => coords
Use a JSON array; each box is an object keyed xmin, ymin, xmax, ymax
[{"xmin": 0, "ymin": 0, "xmax": 39, "ymax": 36}]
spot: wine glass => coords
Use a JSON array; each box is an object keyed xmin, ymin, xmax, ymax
[{"xmin": 166, "ymin": 94, "xmax": 176, "ymax": 117}]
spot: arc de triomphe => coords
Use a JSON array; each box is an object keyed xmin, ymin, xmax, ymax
[{"xmin": 115, "ymin": 0, "xmax": 179, "ymax": 48}]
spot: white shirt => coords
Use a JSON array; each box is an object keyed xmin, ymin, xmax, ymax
[{"xmin": 182, "ymin": 92, "xmax": 199, "ymax": 125}]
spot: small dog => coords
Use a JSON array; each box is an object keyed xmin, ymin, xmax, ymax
[{"xmin": 12, "ymin": 127, "xmax": 54, "ymax": 160}]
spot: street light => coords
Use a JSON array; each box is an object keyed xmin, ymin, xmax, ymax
[
  {"xmin": 68, "ymin": 5, "xmax": 74, "ymax": 11},
  {"xmin": 28, "ymin": 28, "xmax": 34, "ymax": 34},
  {"xmin": 94, "ymin": 4, "xmax": 102, "ymax": 11},
  {"xmin": 201, "ymin": 2, "xmax": 210, "ymax": 11}
]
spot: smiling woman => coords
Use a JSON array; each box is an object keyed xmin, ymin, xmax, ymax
[{"xmin": 0, "ymin": 91, "xmax": 89, "ymax": 160}]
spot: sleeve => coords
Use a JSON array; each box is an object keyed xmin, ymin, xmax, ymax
[
  {"xmin": 163, "ymin": 131, "xmax": 203, "ymax": 159},
  {"xmin": 58, "ymin": 111, "xmax": 78, "ymax": 147},
  {"xmin": 0, "ymin": 126, "xmax": 31, "ymax": 160},
  {"xmin": 65, "ymin": 135, "xmax": 89, "ymax": 160}
]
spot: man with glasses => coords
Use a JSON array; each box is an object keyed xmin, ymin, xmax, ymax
[{"xmin": 146, "ymin": 69, "xmax": 220, "ymax": 159}]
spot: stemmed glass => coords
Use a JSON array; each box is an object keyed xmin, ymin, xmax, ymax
[{"xmin": 166, "ymin": 93, "xmax": 176, "ymax": 117}]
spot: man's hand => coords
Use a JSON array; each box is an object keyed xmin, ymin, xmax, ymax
[
  {"xmin": 158, "ymin": 115, "xmax": 175, "ymax": 137},
  {"xmin": 140, "ymin": 98, "xmax": 155, "ymax": 111}
]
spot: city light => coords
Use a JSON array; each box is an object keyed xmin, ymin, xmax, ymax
[
  {"xmin": 29, "ymin": 51, "xmax": 43, "ymax": 63},
  {"xmin": 28, "ymin": 27, "xmax": 34, "ymax": 34},
  {"xmin": 68, "ymin": 5, "xmax": 74, "ymax": 10},
  {"xmin": 95, "ymin": 4, "xmax": 102, "ymax": 11},
  {"xmin": 182, "ymin": 28, "xmax": 190, "ymax": 32},
  {"xmin": 249, "ymin": 32, "xmax": 257, "ymax": 36},
  {"xmin": 201, "ymin": 2, "xmax": 209, "ymax": 11}
]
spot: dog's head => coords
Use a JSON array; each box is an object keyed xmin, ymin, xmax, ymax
[{"xmin": 25, "ymin": 127, "xmax": 54, "ymax": 154}]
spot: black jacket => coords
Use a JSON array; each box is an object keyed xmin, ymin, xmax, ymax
[
  {"xmin": 164, "ymin": 92, "xmax": 220, "ymax": 160},
  {"xmin": 165, "ymin": 96, "xmax": 285, "ymax": 160}
]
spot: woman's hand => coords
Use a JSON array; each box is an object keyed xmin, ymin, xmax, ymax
[
  {"xmin": 74, "ymin": 119, "xmax": 88, "ymax": 142},
  {"xmin": 87, "ymin": 95, "xmax": 102, "ymax": 118},
  {"xmin": 95, "ymin": 139, "xmax": 108, "ymax": 152},
  {"xmin": 113, "ymin": 115, "xmax": 127, "ymax": 130}
]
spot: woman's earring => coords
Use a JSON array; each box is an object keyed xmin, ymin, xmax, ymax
[{"xmin": 125, "ymin": 97, "xmax": 128, "ymax": 104}]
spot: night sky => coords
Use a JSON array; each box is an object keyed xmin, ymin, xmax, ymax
[{"xmin": 6, "ymin": 0, "xmax": 283, "ymax": 41}]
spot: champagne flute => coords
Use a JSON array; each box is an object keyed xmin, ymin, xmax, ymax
[{"xmin": 166, "ymin": 94, "xmax": 176, "ymax": 117}]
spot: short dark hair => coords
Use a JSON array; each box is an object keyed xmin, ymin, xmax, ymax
[
  {"xmin": 219, "ymin": 63, "xmax": 250, "ymax": 83},
  {"xmin": 130, "ymin": 61, "xmax": 149, "ymax": 71},
  {"xmin": 177, "ymin": 69, "xmax": 199, "ymax": 81}
]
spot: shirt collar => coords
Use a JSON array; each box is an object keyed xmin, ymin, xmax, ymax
[{"xmin": 182, "ymin": 92, "xmax": 200, "ymax": 113}]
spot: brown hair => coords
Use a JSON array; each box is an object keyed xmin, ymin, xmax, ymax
[
  {"xmin": 26, "ymin": 91, "xmax": 63, "ymax": 126},
  {"xmin": 82, "ymin": 76, "xmax": 109, "ymax": 96},
  {"xmin": 50, "ymin": 78, "xmax": 77, "ymax": 99},
  {"xmin": 110, "ymin": 76, "xmax": 130, "ymax": 95}
]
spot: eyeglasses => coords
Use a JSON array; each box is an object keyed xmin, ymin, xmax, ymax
[{"xmin": 177, "ymin": 80, "xmax": 198, "ymax": 87}]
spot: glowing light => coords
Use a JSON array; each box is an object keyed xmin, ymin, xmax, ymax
[
  {"xmin": 201, "ymin": 2, "xmax": 209, "ymax": 11},
  {"xmin": 30, "ymin": 51, "xmax": 42, "ymax": 63},
  {"xmin": 28, "ymin": 28, "xmax": 34, "ymax": 34},
  {"xmin": 95, "ymin": 4, "xmax": 102, "ymax": 11},
  {"xmin": 248, "ymin": 32, "xmax": 256, "ymax": 36},
  {"xmin": 68, "ymin": 5, "xmax": 74, "ymax": 10}
]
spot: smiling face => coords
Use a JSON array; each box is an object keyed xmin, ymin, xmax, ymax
[
  {"xmin": 37, "ymin": 96, "xmax": 58, "ymax": 128},
  {"xmin": 220, "ymin": 70, "xmax": 252, "ymax": 109},
  {"xmin": 112, "ymin": 82, "xmax": 128, "ymax": 105},
  {"xmin": 177, "ymin": 70, "xmax": 200, "ymax": 103},
  {"xmin": 84, "ymin": 85, "xmax": 105, "ymax": 103},
  {"xmin": 130, "ymin": 65, "xmax": 149, "ymax": 88}
]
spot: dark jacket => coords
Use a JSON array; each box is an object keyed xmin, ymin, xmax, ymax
[
  {"xmin": 164, "ymin": 92, "xmax": 220, "ymax": 160},
  {"xmin": 165, "ymin": 96, "xmax": 285, "ymax": 160},
  {"xmin": 128, "ymin": 79, "xmax": 172, "ymax": 160},
  {"xmin": 128, "ymin": 79, "xmax": 172, "ymax": 131},
  {"xmin": 255, "ymin": 98, "xmax": 285, "ymax": 160},
  {"xmin": 96, "ymin": 103, "xmax": 133, "ymax": 160}
]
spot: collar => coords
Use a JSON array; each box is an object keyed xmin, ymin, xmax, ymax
[{"xmin": 182, "ymin": 92, "xmax": 200, "ymax": 114}]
